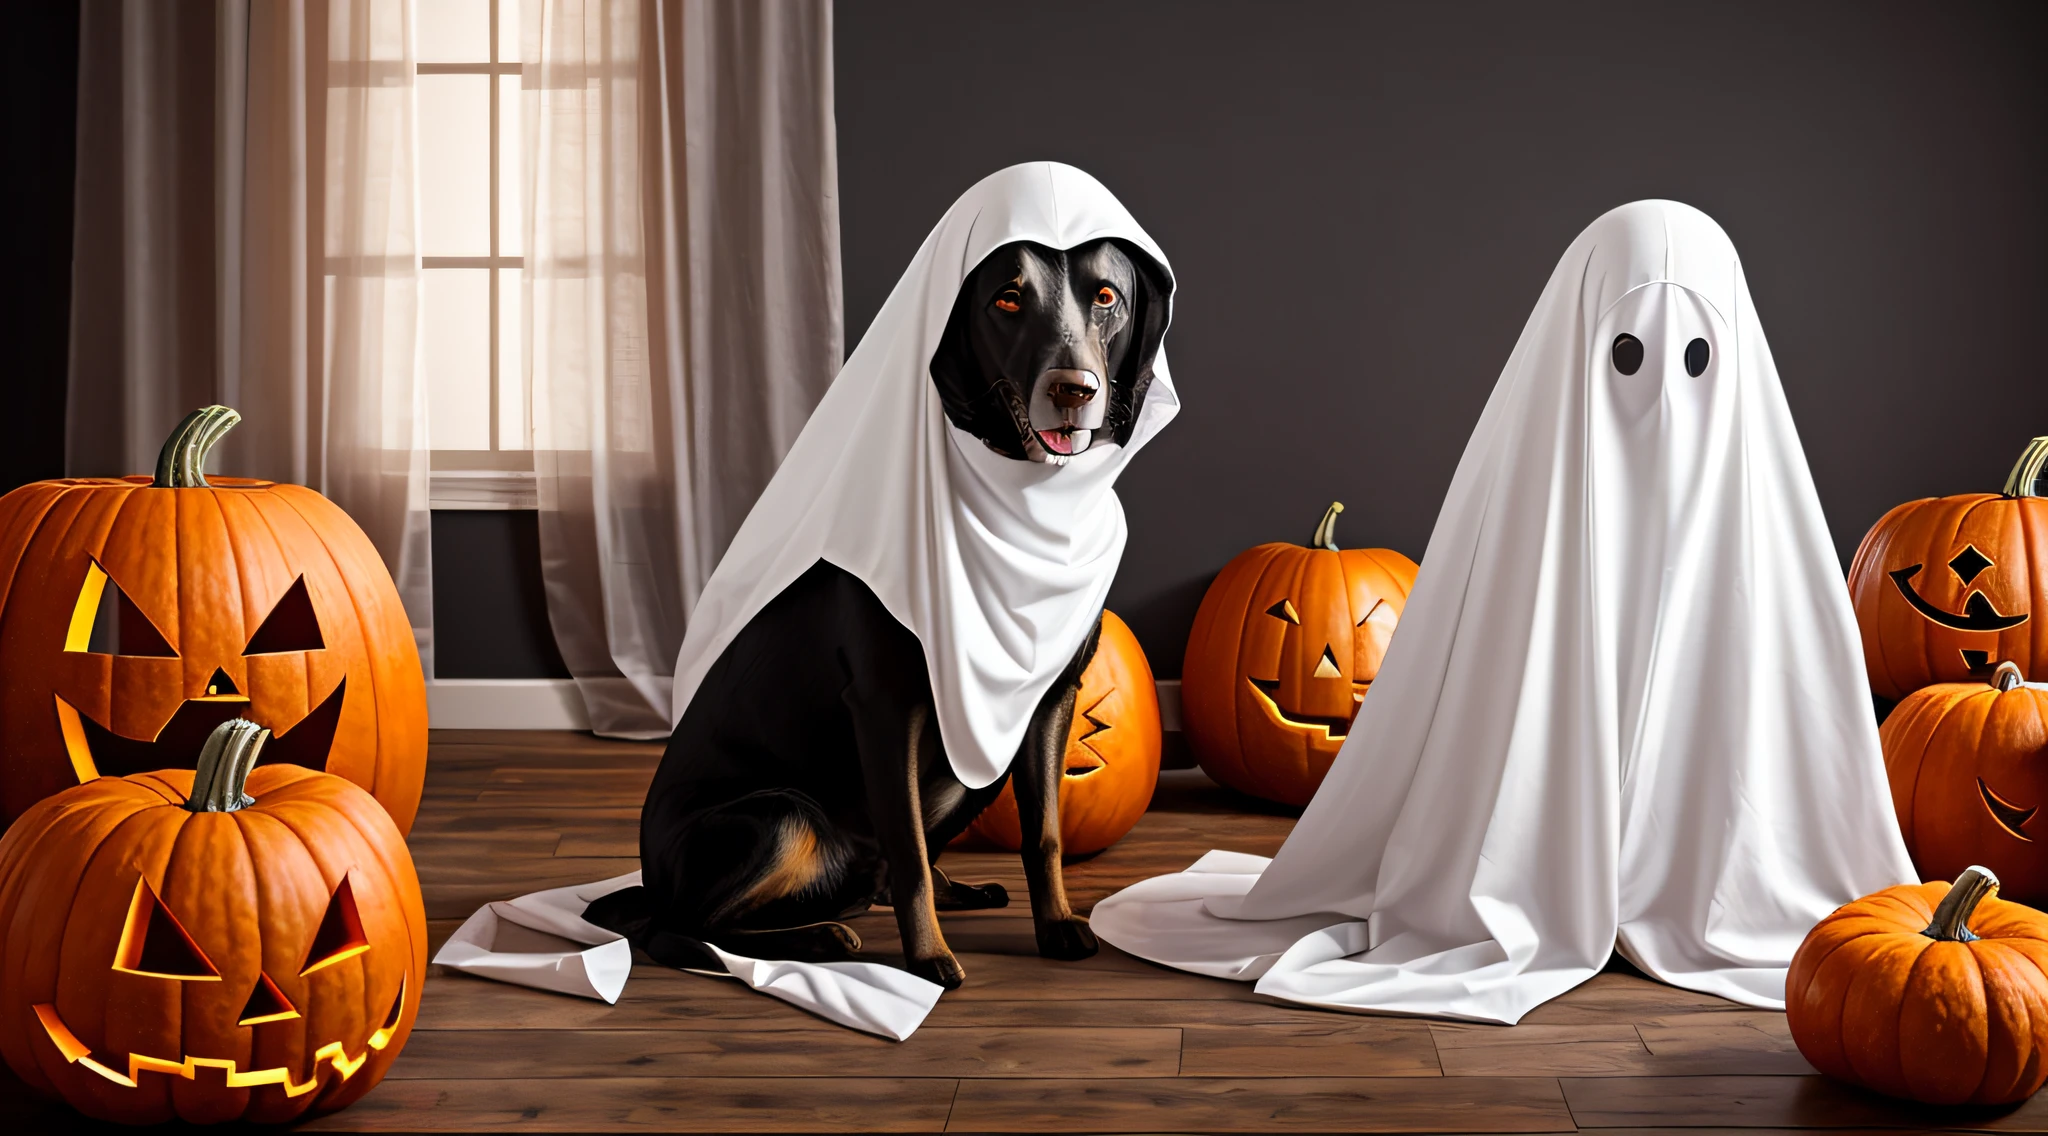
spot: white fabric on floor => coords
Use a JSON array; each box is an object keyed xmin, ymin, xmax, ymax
[
  {"xmin": 665, "ymin": 161, "xmax": 1178, "ymax": 788},
  {"xmin": 436, "ymin": 873, "xmax": 944, "ymax": 1040},
  {"xmin": 1092, "ymin": 200, "xmax": 1916, "ymax": 1025}
]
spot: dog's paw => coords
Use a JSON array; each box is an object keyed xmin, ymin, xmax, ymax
[
  {"xmin": 1035, "ymin": 916, "xmax": 1099, "ymax": 961},
  {"xmin": 909, "ymin": 950, "xmax": 967, "ymax": 990},
  {"xmin": 935, "ymin": 880, "xmax": 1009, "ymax": 911}
]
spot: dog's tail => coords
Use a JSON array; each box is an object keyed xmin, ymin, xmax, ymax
[{"xmin": 583, "ymin": 886, "xmax": 727, "ymax": 973}]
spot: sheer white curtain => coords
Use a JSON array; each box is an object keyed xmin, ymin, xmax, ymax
[
  {"xmin": 67, "ymin": 0, "xmax": 433, "ymax": 668},
  {"xmin": 525, "ymin": 0, "xmax": 840, "ymax": 737}
]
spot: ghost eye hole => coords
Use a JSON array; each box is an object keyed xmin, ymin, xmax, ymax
[
  {"xmin": 66, "ymin": 560, "xmax": 177, "ymax": 658},
  {"xmin": 1611, "ymin": 334, "xmax": 1644, "ymax": 375},
  {"xmin": 245, "ymin": 577, "xmax": 325, "ymax": 655},
  {"xmin": 113, "ymin": 879, "xmax": 220, "ymax": 980},
  {"xmin": 994, "ymin": 288, "xmax": 1022, "ymax": 314},
  {"xmin": 1264, "ymin": 599, "xmax": 1301, "ymax": 625},
  {"xmin": 301, "ymin": 876, "xmax": 370, "ymax": 976},
  {"xmin": 1684, "ymin": 337, "xmax": 1710, "ymax": 377}
]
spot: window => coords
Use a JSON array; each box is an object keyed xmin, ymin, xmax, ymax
[{"xmin": 418, "ymin": 0, "xmax": 532, "ymax": 506}]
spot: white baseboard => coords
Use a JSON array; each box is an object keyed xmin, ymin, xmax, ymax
[
  {"xmin": 428, "ymin": 679, "xmax": 590, "ymax": 730},
  {"xmin": 429, "ymin": 676, "xmax": 1183, "ymax": 734}
]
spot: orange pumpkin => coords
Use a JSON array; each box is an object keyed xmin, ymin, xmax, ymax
[
  {"xmin": 0, "ymin": 719, "xmax": 426, "ymax": 1124},
  {"xmin": 957, "ymin": 610, "xmax": 1160, "ymax": 856},
  {"xmin": 1848, "ymin": 436, "xmax": 2048, "ymax": 701},
  {"xmin": 1787, "ymin": 865, "xmax": 2048, "ymax": 1105},
  {"xmin": 0, "ymin": 406, "xmax": 428, "ymax": 833},
  {"xmin": 1883, "ymin": 660, "xmax": 2048, "ymax": 903},
  {"xmin": 1181, "ymin": 502, "xmax": 1417, "ymax": 806}
]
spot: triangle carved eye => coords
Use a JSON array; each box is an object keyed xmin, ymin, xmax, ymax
[
  {"xmin": 66, "ymin": 560, "xmax": 177, "ymax": 657},
  {"xmin": 113, "ymin": 879, "xmax": 220, "ymax": 980},
  {"xmin": 239, "ymin": 970, "xmax": 300, "ymax": 1025},
  {"xmin": 246, "ymin": 577, "xmax": 325, "ymax": 655},
  {"xmin": 1265, "ymin": 599, "xmax": 1300, "ymax": 625},
  {"xmin": 301, "ymin": 876, "xmax": 370, "ymax": 975}
]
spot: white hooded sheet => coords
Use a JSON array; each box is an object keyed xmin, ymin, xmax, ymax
[
  {"xmin": 667, "ymin": 161, "xmax": 1178, "ymax": 788},
  {"xmin": 1091, "ymin": 200, "xmax": 1916, "ymax": 1024}
]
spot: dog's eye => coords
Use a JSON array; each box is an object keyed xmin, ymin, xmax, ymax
[
  {"xmin": 995, "ymin": 291, "xmax": 1021, "ymax": 313},
  {"xmin": 1094, "ymin": 287, "xmax": 1118, "ymax": 308}
]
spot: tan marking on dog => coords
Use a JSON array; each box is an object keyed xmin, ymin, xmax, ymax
[{"xmin": 729, "ymin": 817, "xmax": 827, "ymax": 916}]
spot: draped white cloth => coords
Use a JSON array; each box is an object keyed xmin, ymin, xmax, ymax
[
  {"xmin": 666, "ymin": 162, "xmax": 1179, "ymax": 788},
  {"xmin": 1092, "ymin": 200, "xmax": 1915, "ymax": 1023}
]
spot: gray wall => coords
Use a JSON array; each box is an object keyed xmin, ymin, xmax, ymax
[{"xmin": 836, "ymin": 0, "xmax": 2048, "ymax": 676}]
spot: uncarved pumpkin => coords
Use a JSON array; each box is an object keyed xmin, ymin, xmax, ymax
[
  {"xmin": 1848, "ymin": 436, "xmax": 2048, "ymax": 701},
  {"xmin": 957, "ymin": 610, "xmax": 1160, "ymax": 856},
  {"xmin": 0, "ymin": 406, "xmax": 427, "ymax": 832},
  {"xmin": 1883, "ymin": 660, "xmax": 2048, "ymax": 904},
  {"xmin": 0, "ymin": 719, "xmax": 426, "ymax": 1124},
  {"xmin": 1182, "ymin": 502, "xmax": 1417, "ymax": 806},
  {"xmin": 1787, "ymin": 865, "xmax": 2048, "ymax": 1105}
]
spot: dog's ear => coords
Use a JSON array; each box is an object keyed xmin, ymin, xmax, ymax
[
  {"xmin": 928, "ymin": 257, "xmax": 1029, "ymax": 457},
  {"xmin": 1107, "ymin": 241, "xmax": 1173, "ymax": 446},
  {"xmin": 928, "ymin": 276, "xmax": 982, "ymax": 431}
]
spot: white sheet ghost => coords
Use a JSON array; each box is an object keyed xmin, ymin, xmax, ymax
[{"xmin": 1091, "ymin": 200, "xmax": 1917, "ymax": 1024}]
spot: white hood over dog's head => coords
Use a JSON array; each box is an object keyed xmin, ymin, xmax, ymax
[{"xmin": 670, "ymin": 163, "xmax": 1178, "ymax": 787}]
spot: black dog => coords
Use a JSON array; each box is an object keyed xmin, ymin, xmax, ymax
[{"xmin": 585, "ymin": 238, "xmax": 1169, "ymax": 988}]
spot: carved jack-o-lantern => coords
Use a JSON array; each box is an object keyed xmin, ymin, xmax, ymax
[
  {"xmin": 0, "ymin": 720, "xmax": 426, "ymax": 1124},
  {"xmin": 1848, "ymin": 437, "xmax": 2048, "ymax": 701},
  {"xmin": 1182, "ymin": 503, "xmax": 1418, "ymax": 806},
  {"xmin": 0, "ymin": 407, "xmax": 428, "ymax": 832},
  {"xmin": 956, "ymin": 610, "xmax": 1161, "ymax": 856},
  {"xmin": 1882, "ymin": 660, "xmax": 2048, "ymax": 904}
]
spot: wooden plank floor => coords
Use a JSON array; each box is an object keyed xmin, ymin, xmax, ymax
[{"xmin": 6, "ymin": 730, "xmax": 2044, "ymax": 1132}]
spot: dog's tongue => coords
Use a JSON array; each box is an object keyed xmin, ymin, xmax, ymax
[{"xmin": 1037, "ymin": 429, "xmax": 1075, "ymax": 455}]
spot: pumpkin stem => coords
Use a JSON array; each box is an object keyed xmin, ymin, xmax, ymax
[
  {"xmin": 153, "ymin": 405, "xmax": 242, "ymax": 488},
  {"xmin": 1923, "ymin": 865, "xmax": 1999, "ymax": 943},
  {"xmin": 1309, "ymin": 501, "xmax": 1345, "ymax": 552},
  {"xmin": 186, "ymin": 718, "xmax": 269, "ymax": 813},
  {"xmin": 2003, "ymin": 436, "xmax": 2048, "ymax": 499},
  {"xmin": 1994, "ymin": 661, "xmax": 2026, "ymax": 692}
]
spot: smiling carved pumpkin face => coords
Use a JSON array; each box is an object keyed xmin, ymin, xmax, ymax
[
  {"xmin": 0, "ymin": 407, "xmax": 427, "ymax": 832},
  {"xmin": 0, "ymin": 721, "xmax": 425, "ymax": 1124},
  {"xmin": 1182, "ymin": 503, "xmax": 1418, "ymax": 806},
  {"xmin": 1849, "ymin": 437, "xmax": 2047, "ymax": 702},
  {"xmin": 954, "ymin": 610, "xmax": 1162, "ymax": 856},
  {"xmin": 1882, "ymin": 661, "xmax": 2048, "ymax": 906}
]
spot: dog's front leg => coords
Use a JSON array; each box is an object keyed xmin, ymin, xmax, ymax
[
  {"xmin": 1014, "ymin": 650, "xmax": 1100, "ymax": 962},
  {"xmin": 857, "ymin": 702, "xmax": 965, "ymax": 988}
]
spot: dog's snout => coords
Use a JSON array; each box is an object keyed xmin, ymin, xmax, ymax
[{"xmin": 1045, "ymin": 369, "xmax": 1099, "ymax": 410}]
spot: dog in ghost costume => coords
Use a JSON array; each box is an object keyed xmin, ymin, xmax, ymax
[
  {"xmin": 586, "ymin": 164, "xmax": 1176, "ymax": 988},
  {"xmin": 1092, "ymin": 200, "xmax": 1916, "ymax": 1024}
]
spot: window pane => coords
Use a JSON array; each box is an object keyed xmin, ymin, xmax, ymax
[
  {"xmin": 499, "ymin": 74, "xmax": 522, "ymax": 257},
  {"xmin": 425, "ymin": 270, "xmax": 492, "ymax": 450},
  {"xmin": 498, "ymin": 0, "xmax": 522, "ymax": 62},
  {"xmin": 419, "ymin": 75, "xmax": 490, "ymax": 257},
  {"xmin": 417, "ymin": 0, "xmax": 490, "ymax": 62},
  {"xmin": 498, "ymin": 268, "xmax": 527, "ymax": 449}
]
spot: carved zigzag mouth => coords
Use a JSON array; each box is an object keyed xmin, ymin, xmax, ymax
[
  {"xmin": 54, "ymin": 679, "xmax": 346, "ymax": 783},
  {"xmin": 32, "ymin": 976, "xmax": 404, "ymax": 1097},
  {"xmin": 1246, "ymin": 677, "xmax": 1359, "ymax": 740}
]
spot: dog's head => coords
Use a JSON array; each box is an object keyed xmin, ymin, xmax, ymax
[{"xmin": 929, "ymin": 239, "xmax": 1171, "ymax": 465}]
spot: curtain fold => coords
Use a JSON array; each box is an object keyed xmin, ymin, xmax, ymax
[
  {"xmin": 526, "ymin": 0, "xmax": 840, "ymax": 737},
  {"xmin": 67, "ymin": 0, "xmax": 432, "ymax": 672}
]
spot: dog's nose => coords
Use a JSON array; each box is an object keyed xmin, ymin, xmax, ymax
[{"xmin": 1044, "ymin": 369, "xmax": 1099, "ymax": 409}]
